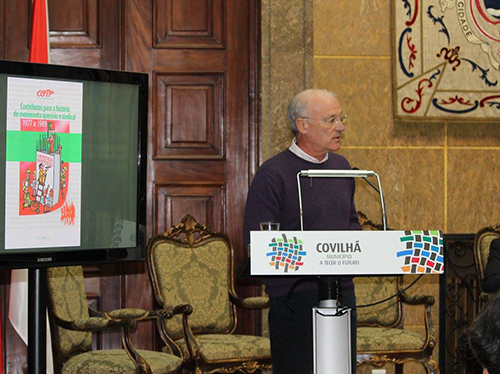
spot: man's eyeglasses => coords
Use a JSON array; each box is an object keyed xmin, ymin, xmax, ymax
[{"xmin": 300, "ymin": 113, "xmax": 348, "ymax": 125}]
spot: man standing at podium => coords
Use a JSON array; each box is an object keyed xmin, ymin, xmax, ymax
[{"xmin": 243, "ymin": 89, "xmax": 360, "ymax": 374}]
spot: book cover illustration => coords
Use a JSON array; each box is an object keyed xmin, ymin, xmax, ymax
[
  {"xmin": 5, "ymin": 77, "xmax": 83, "ymax": 250},
  {"xmin": 20, "ymin": 121, "xmax": 68, "ymax": 216}
]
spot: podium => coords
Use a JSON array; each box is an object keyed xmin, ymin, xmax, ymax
[{"xmin": 250, "ymin": 230, "xmax": 444, "ymax": 374}]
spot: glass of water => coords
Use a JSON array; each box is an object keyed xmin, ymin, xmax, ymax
[{"xmin": 259, "ymin": 222, "xmax": 280, "ymax": 231}]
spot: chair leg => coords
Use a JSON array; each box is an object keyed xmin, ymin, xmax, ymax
[
  {"xmin": 395, "ymin": 363, "xmax": 404, "ymax": 374},
  {"xmin": 423, "ymin": 358, "xmax": 440, "ymax": 374}
]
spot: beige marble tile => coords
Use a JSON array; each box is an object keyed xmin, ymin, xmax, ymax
[
  {"xmin": 314, "ymin": 58, "xmax": 445, "ymax": 147},
  {"xmin": 314, "ymin": 0, "xmax": 391, "ymax": 56},
  {"xmin": 304, "ymin": 0, "xmax": 314, "ymax": 88},
  {"xmin": 266, "ymin": 49, "xmax": 307, "ymax": 159},
  {"xmin": 260, "ymin": 0, "xmax": 313, "ymax": 162},
  {"xmin": 447, "ymin": 150, "xmax": 500, "ymax": 233},
  {"xmin": 269, "ymin": 0, "xmax": 309, "ymax": 53},
  {"xmin": 339, "ymin": 148, "xmax": 445, "ymax": 230},
  {"xmin": 448, "ymin": 122, "xmax": 500, "ymax": 147}
]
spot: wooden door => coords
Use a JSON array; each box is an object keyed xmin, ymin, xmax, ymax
[
  {"xmin": 0, "ymin": 0, "xmax": 260, "ymax": 370},
  {"xmin": 122, "ymin": 0, "xmax": 261, "ymax": 348}
]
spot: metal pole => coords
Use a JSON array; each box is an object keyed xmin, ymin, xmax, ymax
[{"xmin": 28, "ymin": 267, "xmax": 47, "ymax": 374}]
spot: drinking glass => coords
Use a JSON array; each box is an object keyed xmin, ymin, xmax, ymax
[{"xmin": 259, "ymin": 222, "xmax": 280, "ymax": 231}]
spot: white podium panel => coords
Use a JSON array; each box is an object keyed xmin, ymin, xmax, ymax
[
  {"xmin": 250, "ymin": 230, "xmax": 443, "ymax": 276},
  {"xmin": 313, "ymin": 307, "xmax": 351, "ymax": 374}
]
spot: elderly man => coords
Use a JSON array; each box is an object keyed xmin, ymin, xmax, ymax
[{"xmin": 243, "ymin": 89, "xmax": 360, "ymax": 374}]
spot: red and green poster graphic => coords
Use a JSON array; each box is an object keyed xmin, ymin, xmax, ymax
[
  {"xmin": 5, "ymin": 77, "xmax": 82, "ymax": 249},
  {"xmin": 18, "ymin": 120, "xmax": 70, "ymax": 215}
]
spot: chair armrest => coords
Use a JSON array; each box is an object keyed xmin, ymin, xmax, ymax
[
  {"xmin": 54, "ymin": 307, "xmax": 175, "ymax": 332},
  {"xmin": 105, "ymin": 308, "xmax": 151, "ymax": 322},
  {"xmin": 400, "ymin": 292, "xmax": 435, "ymax": 306},
  {"xmin": 52, "ymin": 306, "xmax": 170, "ymax": 374},
  {"xmin": 170, "ymin": 303, "xmax": 193, "ymax": 316},
  {"xmin": 107, "ymin": 305, "xmax": 193, "ymax": 323},
  {"xmin": 400, "ymin": 292, "xmax": 437, "ymax": 350},
  {"xmin": 155, "ymin": 304, "xmax": 194, "ymax": 361},
  {"xmin": 53, "ymin": 316, "xmax": 113, "ymax": 331},
  {"xmin": 229, "ymin": 292, "xmax": 269, "ymax": 309}
]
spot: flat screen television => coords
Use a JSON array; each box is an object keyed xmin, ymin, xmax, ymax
[{"xmin": 0, "ymin": 60, "xmax": 147, "ymax": 269}]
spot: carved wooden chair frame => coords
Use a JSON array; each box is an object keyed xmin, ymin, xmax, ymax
[
  {"xmin": 147, "ymin": 215, "xmax": 272, "ymax": 374},
  {"xmin": 47, "ymin": 266, "xmax": 184, "ymax": 374},
  {"xmin": 474, "ymin": 223, "xmax": 500, "ymax": 304},
  {"xmin": 356, "ymin": 212, "xmax": 439, "ymax": 374}
]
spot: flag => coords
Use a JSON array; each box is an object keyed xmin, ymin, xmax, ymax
[
  {"xmin": 29, "ymin": 0, "xmax": 50, "ymax": 63},
  {"xmin": 9, "ymin": 1, "xmax": 53, "ymax": 372}
]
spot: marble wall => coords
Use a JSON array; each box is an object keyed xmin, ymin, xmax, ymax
[
  {"xmin": 261, "ymin": 0, "xmax": 500, "ymax": 372},
  {"xmin": 261, "ymin": 0, "xmax": 314, "ymax": 160},
  {"xmin": 263, "ymin": 0, "xmax": 500, "ymax": 233}
]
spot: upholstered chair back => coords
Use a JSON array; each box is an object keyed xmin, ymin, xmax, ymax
[
  {"xmin": 474, "ymin": 228, "xmax": 500, "ymax": 282},
  {"xmin": 148, "ymin": 215, "xmax": 272, "ymax": 374},
  {"xmin": 46, "ymin": 266, "xmax": 92, "ymax": 363},
  {"xmin": 355, "ymin": 212, "xmax": 439, "ymax": 373},
  {"xmin": 355, "ymin": 212, "xmax": 403, "ymax": 328},
  {"xmin": 354, "ymin": 276, "xmax": 403, "ymax": 327},
  {"xmin": 149, "ymin": 236, "xmax": 235, "ymax": 340}
]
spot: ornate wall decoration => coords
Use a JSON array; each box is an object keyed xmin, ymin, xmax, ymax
[{"xmin": 393, "ymin": 0, "xmax": 500, "ymax": 121}]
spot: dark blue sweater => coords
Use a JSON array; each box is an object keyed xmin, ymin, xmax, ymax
[{"xmin": 243, "ymin": 149, "xmax": 361, "ymax": 296}]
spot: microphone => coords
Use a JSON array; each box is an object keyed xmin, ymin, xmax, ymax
[
  {"xmin": 299, "ymin": 169, "xmax": 375, "ymax": 178},
  {"xmin": 352, "ymin": 167, "xmax": 388, "ymax": 229},
  {"xmin": 352, "ymin": 167, "xmax": 380, "ymax": 193},
  {"xmin": 296, "ymin": 168, "xmax": 387, "ymax": 230}
]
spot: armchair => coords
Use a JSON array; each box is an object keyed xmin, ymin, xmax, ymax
[
  {"xmin": 46, "ymin": 265, "xmax": 185, "ymax": 374},
  {"xmin": 474, "ymin": 224, "xmax": 500, "ymax": 300},
  {"xmin": 147, "ymin": 215, "xmax": 272, "ymax": 374},
  {"xmin": 355, "ymin": 212, "xmax": 439, "ymax": 374}
]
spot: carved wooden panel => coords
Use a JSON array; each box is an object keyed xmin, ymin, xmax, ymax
[
  {"xmin": 153, "ymin": 0, "xmax": 224, "ymax": 48},
  {"xmin": 48, "ymin": 0, "xmax": 99, "ymax": 48},
  {"xmin": 0, "ymin": 1, "xmax": 4, "ymax": 59},
  {"xmin": 154, "ymin": 184, "xmax": 225, "ymax": 235},
  {"xmin": 1, "ymin": 0, "xmax": 29, "ymax": 61},
  {"xmin": 1, "ymin": 0, "xmax": 260, "ymax": 370},
  {"xmin": 154, "ymin": 73, "xmax": 224, "ymax": 159}
]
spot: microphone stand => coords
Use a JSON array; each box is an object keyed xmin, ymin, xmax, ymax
[
  {"xmin": 296, "ymin": 169, "xmax": 386, "ymax": 374},
  {"xmin": 296, "ymin": 169, "xmax": 387, "ymax": 231}
]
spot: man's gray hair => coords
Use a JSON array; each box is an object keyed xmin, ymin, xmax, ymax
[{"xmin": 286, "ymin": 89, "xmax": 337, "ymax": 135}]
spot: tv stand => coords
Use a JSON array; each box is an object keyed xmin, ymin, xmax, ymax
[{"xmin": 28, "ymin": 268, "xmax": 47, "ymax": 374}]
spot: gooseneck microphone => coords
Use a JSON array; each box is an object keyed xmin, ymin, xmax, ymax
[
  {"xmin": 352, "ymin": 167, "xmax": 379, "ymax": 193},
  {"xmin": 296, "ymin": 168, "xmax": 387, "ymax": 231},
  {"xmin": 351, "ymin": 167, "xmax": 388, "ymax": 229}
]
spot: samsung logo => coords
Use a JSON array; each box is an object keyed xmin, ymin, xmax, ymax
[{"xmin": 37, "ymin": 257, "xmax": 53, "ymax": 262}]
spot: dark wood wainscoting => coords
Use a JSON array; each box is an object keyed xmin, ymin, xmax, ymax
[{"xmin": 0, "ymin": 0, "xmax": 261, "ymax": 372}]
